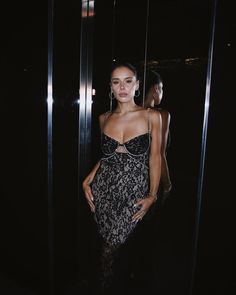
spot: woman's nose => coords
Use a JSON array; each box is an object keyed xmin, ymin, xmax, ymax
[{"xmin": 120, "ymin": 81, "xmax": 125, "ymax": 89}]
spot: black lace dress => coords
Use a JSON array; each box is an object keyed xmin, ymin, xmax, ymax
[{"xmin": 91, "ymin": 131, "xmax": 151, "ymax": 291}]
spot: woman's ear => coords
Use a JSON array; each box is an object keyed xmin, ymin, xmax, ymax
[
  {"xmin": 153, "ymin": 84, "xmax": 158, "ymax": 92},
  {"xmin": 135, "ymin": 80, "xmax": 140, "ymax": 90}
]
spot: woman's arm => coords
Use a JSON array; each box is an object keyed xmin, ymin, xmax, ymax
[
  {"xmin": 148, "ymin": 109, "xmax": 162, "ymax": 200},
  {"xmin": 160, "ymin": 110, "xmax": 172, "ymax": 193},
  {"xmin": 82, "ymin": 160, "xmax": 101, "ymax": 212},
  {"xmin": 82, "ymin": 113, "xmax": 106, "ymax": 212},
  {"xmin": 132, "ymin": 109, "xmax": 162, "ymax": 221}
]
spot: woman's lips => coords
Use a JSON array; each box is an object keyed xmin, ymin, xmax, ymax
[{"xmin": 119, "ymin": 92, "xmax": 128, "ymax": 97}]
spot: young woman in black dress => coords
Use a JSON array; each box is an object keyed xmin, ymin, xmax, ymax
[{"xmin": 82, "ymin": 62, "xmax": 162, "ymax": 293}]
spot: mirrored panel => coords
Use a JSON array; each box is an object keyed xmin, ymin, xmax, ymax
[
  {"xmin": 52, "ymin": 1, "xmax": 81, "ymax": 293},
  {"xmin": 193, "ymin": 1, "xmax": 235, "ymax": 294},
  {"xmin": 143, "ymin": 1, "xmax": 212, "ymax": 293}
]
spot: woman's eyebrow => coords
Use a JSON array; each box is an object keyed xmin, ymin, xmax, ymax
[{"xmin": 111, "ymin": 76, "xmax": 135, "ymax": 80}]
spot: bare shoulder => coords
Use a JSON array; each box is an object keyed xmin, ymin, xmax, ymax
[
  {"xmin": 159, "ymin": 109, "xmax": 171, "ymax": 125},
  {"xmin": 159, "ymin": 109, "xmax": 170, "ymax": 118},
  {"xmin": 148, "ymin": 108, "xmax": 162, "ymax": 123},
  {"xmin": 99, "ymin": 111, "xmax": 111, "ymax": 128},
  {"xmin": 99, "ymin": 112, "xmax": 105, "ymax": 121}
]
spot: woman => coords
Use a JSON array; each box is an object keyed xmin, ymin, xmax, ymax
[
  {"xmin": 144, "ymin": 70, "xmax": 172, "ymax": 201},
  {"xmin": 82, "ymin": 62, "xmax": 162, "ymax": 293}
]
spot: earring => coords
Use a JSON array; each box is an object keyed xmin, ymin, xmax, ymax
[
  {"xmin": 135, "ymin": 89, "xmax": 140, "ymax": 97},
  {"xmin": 109, "ymin": 91, "xmax": 115, "ymax": 100},
  {"xmin": 109, "ymin": 91, "xmax": 115, "ymax": 112}
]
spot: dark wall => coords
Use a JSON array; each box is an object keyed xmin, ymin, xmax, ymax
[{"xmin": 1, "ymin": 1, "xmax": 48, "ymax": 294}]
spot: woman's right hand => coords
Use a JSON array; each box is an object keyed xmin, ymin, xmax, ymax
[{"xmin": 82, "ymin": 178, "xmax": 95, "ymax": 213}]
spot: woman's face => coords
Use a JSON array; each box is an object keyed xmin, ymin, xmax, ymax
[
  {"xmin": 153, "ymin": 82, "xmax": 163, "ymax": 105},
  {"xmin": 110, "ymin": 66, "xmax": 139, "ymax": 103}
]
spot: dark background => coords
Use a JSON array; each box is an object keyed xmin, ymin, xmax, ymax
[{"xmin": 1, "ymin": 0, "xmax": 235, "ymax": 294}]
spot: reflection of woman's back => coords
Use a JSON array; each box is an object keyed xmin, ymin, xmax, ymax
[
  {"xmin": 143, "ymin": 70, "xmax": 172, "ymax": 199},
  {"xmin": 155, "ymin": 107, "xmax": 171, "ymax": 148}
]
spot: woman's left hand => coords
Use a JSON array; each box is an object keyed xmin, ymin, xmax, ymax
[{"xmin": 132, "ymin": 196, "xmax": 156, "ymax": 222}]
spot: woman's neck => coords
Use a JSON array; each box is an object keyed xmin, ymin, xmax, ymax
[
  {"xmin": 114, "ymin": 101, "xmax": 139, "ymax": 114},
  {"xmin": 144, "ymin": 93, "xmax": 154, "ymax": 108}
]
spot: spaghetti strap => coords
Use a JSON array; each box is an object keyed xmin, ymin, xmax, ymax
[{"xmin": 147, "ymin": 108, "xmax": 151, "ymax": 133}]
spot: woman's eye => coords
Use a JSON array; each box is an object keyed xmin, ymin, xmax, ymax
[{"xmin": 126, "ymin": 80, "xmax": 132, "ymax": 83}]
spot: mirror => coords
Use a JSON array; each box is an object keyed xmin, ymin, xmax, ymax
[
  {"xmin": 76, "ymin": 0, "xmax": 213, "ymax": 294},
  {"xmin": 52, "ymin": 1, "xmax": 81, "ymax": 294},
  {"xmin": 144, "ymin": 1, "xmax": 212, "ymax": 293}
]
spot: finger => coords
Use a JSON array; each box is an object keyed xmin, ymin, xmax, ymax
[
  {"xmin": 132, "ymin": 215, "xmax": 143, "ymax": 222},
  {"xmin": 132, "ymin": 210, "xmax": 145, "ymax": 221},
  {"xmin": 85, "ymin": 191, "xmax": 95, "ymax": 212},
  {"xmin": 85, "ymin": 190, "xmax": 93, "ymax": 201},
  {"xmin": 85, "ymin": 189, "xmax": 94, "ymax": 202},
  {"xmin": 87, "ymin": 199, "xmax": 95, "ymax": 212},
  {"xmin": 89, "ymin": 203, "xmax": 96, "ymax": 212},
  {"xmin": 134, "ymin": 201, "xmax": 150, "ymax": 213}
]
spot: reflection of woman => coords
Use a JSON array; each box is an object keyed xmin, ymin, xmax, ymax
[
  {"xmin": 82, "ymin": 62, "xmax": 162, "ymax": 293},
  {"xmin": 143, "ymin": 70, "xmax": 172, "ymax": 201}
]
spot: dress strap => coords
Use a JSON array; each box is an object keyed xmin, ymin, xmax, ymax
[{"xmin": 147, "ymin": 108, "xmax": 151, "ymax": 133}]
